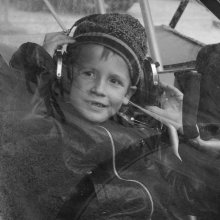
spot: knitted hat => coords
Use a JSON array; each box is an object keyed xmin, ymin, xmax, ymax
[{"xmin": 66, "ymin": 13, "xmax": 148, "ymax": 86}]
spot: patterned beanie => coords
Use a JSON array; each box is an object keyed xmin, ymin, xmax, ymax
[{"xmin": 66, "ymin": 13, "xmax": 148, "ymax": 86}]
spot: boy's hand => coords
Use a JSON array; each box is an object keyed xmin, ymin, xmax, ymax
[
  {"xmin": 42, "ymin": 32, "xmax": 75, "ymax": 57},
  {"xmin": 146, "ymin": 82, "xmax": 183, "ymax": 131},
  {"xmin": 189, "ymin": 136, "xmax": 220, "ymax": 156},
  {"xmin": 160, "ymin": 81, "xmax": 183, "ymax": 130}
]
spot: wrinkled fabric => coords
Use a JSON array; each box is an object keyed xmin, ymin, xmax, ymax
[
  {"xmin": 174, "ymin": 43, "xmax": 220, "ymax": 220},
  {"xmin": 196, "ymin": 43, "xmax": 220, "ymax": 125},
  {"xmin": 0, "ymin": 53, "xmax": 169, "ymax": 219},
  {"xmin": 0, "ymin": 54, "xmax": 33, "ymax": 121},
  {"xmin": 0, "ymin": 108, "xmax": 201, "ymax": 220},
  {"xmin": 0, "ymin": 98, "xmax": 168, "ymax": 220},
  {"xmin": 1, "ymin": 42, "xmax": 220, "ymax": 220},
  {"xmin": 175, "ymin": 44, "xmax": 220, "ymax": 138}
]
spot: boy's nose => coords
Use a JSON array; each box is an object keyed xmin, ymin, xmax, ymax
[
  {"xmin": 91, "ymin": 79, "xmax": 106, "ymax": 96},
  {"xmin": 90, "ymin": 78, "xmax": 106, "ymax": 96}
]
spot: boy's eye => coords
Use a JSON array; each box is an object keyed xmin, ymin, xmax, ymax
[
  {"xmin": 80, "ymin": 70, "xmax": 95, "ymax": 79},
  {"xmin": 109, "ymin": 78, "xmax": 123, "ymax": 86}
]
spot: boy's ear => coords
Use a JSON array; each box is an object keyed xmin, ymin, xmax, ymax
[{"xmin": 123, "ymin": 86, "xmax": 137, "ymax": 105}]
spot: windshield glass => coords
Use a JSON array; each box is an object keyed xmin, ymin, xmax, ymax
[{"xmin": 0, "ymin": 1, "xmax": 220, "ymax": 220}]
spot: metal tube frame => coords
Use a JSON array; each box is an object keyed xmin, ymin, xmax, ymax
[
  {"xmin": 169, "ymin": 0, "xmax": 189, "ymax": 29},
  {"xmin": 42, "ymin": 0, "xmax": 67, "ymax": 31},
  {"xmin": 138, "ymin": 0, "xmax": 163, "ymax": 71},
  {"xmin": 95, "ymin": 0, "xmax": 106, "ymax": 14}
]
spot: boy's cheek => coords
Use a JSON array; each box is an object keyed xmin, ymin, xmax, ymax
[{"xmin": 110, "ymin": 99, "xmax": 125, "ymax": 112}]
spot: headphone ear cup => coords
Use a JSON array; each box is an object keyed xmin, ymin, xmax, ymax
[
  {"xmin": 62, "ymin": 52, "xmax": 68, "ymax": 65},
  {"xmin": 142, "ymin": 58, "xmax": 161, "ymax": 106}
]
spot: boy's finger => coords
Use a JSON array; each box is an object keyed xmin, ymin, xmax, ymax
[
  {"xmin": 44, "ymin": 32, "xmax": 63, "ymax": 41},
  {"xmin": 160, "ymin": 81, "xmax": 179, "ymax": 93},
  {"xmin": 44, "ymin": 32, "xmax": 73, "ymax": 43},
  {"xmin": 145, "ymin": 106, "xmax": 181, "ymax": 128},
  {"xmin": 159, "ymin": 82, "xmax": 183, "ymax": 99},
  {"xmin": 56, "ymin": 38, "xmax": 76, "ymax": 47},
  {"xmin": 146, "ymin": 106, "xmax": 167, "ymax": 118}
]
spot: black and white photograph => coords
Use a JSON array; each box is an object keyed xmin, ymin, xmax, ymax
[{"xmin": 0, "ymin": 0, "xmax": 220, "ymax": 219}]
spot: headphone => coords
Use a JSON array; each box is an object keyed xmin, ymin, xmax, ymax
[{"xmin": 55, "ymin": 26, "xmax": 160, "ymax": 108}]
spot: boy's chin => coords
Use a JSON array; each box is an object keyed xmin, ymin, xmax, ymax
[{"xmin": 81, "ymin": 112, "xmax": 112, "ymax": 124}]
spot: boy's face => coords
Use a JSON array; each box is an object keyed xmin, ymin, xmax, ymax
[{"xmin": 69, "ymin": 44, "xmax": 136, "ymax": 123}]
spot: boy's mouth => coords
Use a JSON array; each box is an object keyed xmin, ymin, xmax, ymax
[{"xmin": 89, "ymin": 101, "xmax": 107, "ymax": 108}]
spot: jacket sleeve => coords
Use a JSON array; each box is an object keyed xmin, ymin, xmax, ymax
[
  {"xmin": 9, "ymin": 42, "xmax": 56, "ymax": 93},
  {"xmin": 157, "ymin": 140, "xmax": 220, "ymax": 218}
]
